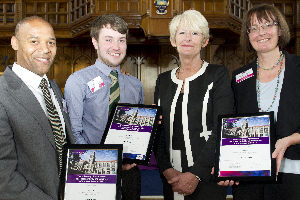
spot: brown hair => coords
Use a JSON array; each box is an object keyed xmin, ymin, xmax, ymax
[
  {"xmin": 240, "ymin": 4, "xmax": 290, "ymax": 52},
  {"xmin": 90, "ymin": 14, "xmax": 128, "ymax": 41}
]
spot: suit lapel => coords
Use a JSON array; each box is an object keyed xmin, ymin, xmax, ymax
[
  {"xmin": 4, "ymin": 67, "xmax": 56, "ymax": 148},
  {"xmin": 233, "ymin": 62, "xmax": 259, "ymax": 113},
  {"xmin": 247, "ymin": 64, "xmax": 259, "ymax": 112},
  {"xmin": 277, "ymin": 52, "xmax": 293, "ymax": 124}
]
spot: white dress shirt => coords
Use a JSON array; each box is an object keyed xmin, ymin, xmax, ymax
[{"xmin": 12, "ymin": 62, "xmax": 66, "ymax": 135}]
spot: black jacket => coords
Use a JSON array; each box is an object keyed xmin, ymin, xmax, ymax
[
  {"xmin": 154, "ymin": 62, "xmax": 234, "ymax": 181},
  {"xmin": 232, "ymin": 51, "xmax": 300, "ymax": 160}
]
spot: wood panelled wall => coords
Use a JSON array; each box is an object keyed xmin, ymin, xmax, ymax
[
  {"xmin": 0, "ymin": 38, "xmax": 248, "ymax": 104},
  {"xmin": 0, "ymin": 0, "xmax": 299, "ymax": 105}
]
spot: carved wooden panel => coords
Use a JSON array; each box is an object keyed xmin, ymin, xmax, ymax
[
  {"xmin": 0, "ymin": 0, "xmax": 299, "ymax": 103},
  {"xmin": 181, "ymin": 0, "xmax": 250, "ymax": 18},
  {"xmin": 73, "ymin": 55, "xmax": 93, "ymax": 72},
  {"xmin": 0, "ymin": 39, "xmax": 248, "ymax": 103},
  {"xmin": 0, "ymin": 2, "xmax": 15, "ymax": 24},
  {"xmin": 70, "ymin": 0, "xmax": 93, "ymax": 22},
  {"xmin": 140, "ymin": 0, "xmax": 148, "ymax": 15},
  {"xmin": 274, "ymin": 2, "xmax": 294, "ymax": 30},
  {"xmin": 0, "ymin": 40, "xmax": 259, "ymax": 104},
  {"xmin": 122, "ymin": 56, "xmax": 139, "ymax": 78},
  {"xmin": 207, "ymin": 0, "xmax": 225, "ymax": 13},
  {"xmin": 230, "ymin": 0, "xmax": 251, "ymax": 19},
  {"xmin": 210, "ymin": 43, "xmax": 255, "ymax": 79},
  {"xmin": 179, "ymin": 0, "xmax": 251, "ymax": 27},
  {"xmin": 24, "ymin": 0, "xmax": 69, "ymax": 24},
  {"xmin": 126, "ymin": 46, "xmax": 156, "ymax": 104},
  {"xmin": 0, "ymin": 45, "xmax": 15, "ymax": 72},
  {"xmin": 157, "ymin": 45, "xmax": 179, "ymax": 74},
  {"xmin": 48, "ymin": 41, "xmax": 97, "ymax": 89},
  {"xmin": 181, "ymin": 0, "xmax": 202, "ymax": 11},
  {"xmin": 52, "ymin": 52, "xmax": 72, "ymax": 88},
  {"xmin": 203, "ymin": 0, "xmax": 224, "ymax": 13},
  {"xmin": 140, "ymin": 58, "xmax": 157, "ymax": 104},
  {"xmin": 97, "ymin": 0, "xmax": 140, "ymax": 13}
]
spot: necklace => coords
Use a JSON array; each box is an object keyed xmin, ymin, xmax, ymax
[
  {"xmin": 258, "ymin": 51, "xmax": 283, "ymax": 70},
  {"xmin": 256, "ymin": 53, "xmax": 283, "ymax": 112}
]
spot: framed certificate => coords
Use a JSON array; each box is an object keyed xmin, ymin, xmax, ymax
[
  {"xmin": 101, "ymin": 103, "xmax": 160, "ymax": 165},
  {"xmin": 215, "ymin": 112, "xmax": 276, "ymax": 182},
  {"xmin": 62, "ymin": 144, "xmax": 122, "ymax": 200}
]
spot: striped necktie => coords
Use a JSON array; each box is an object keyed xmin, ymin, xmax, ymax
[
  {"xmin": 39, "ymin": 78, "xmax": 66, "ymax": 176},
  {"xmin": 109, "ymin": 70, "xmax": 120, "ymax": 113}
]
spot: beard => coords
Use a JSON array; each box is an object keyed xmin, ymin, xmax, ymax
[{"xmin": 97, "ymin": 51, "xmax": 125, "ymax": 68}]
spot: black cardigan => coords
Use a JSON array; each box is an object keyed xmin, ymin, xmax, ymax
[
  {"xmin": 154, "ymin": 62, "xmax": 234, "ymax": 182},
  {"xmin": 232, "ymin": 51, "xmax": 300, "ymax": 160}
]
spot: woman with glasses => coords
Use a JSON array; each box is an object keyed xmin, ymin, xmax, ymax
[
  {"xmin": 232, "ymin": 4, "xmax": 300, "ymax": 200},
  {"xmin": 154, "ymin": 10, "xmax": 234, "ymax": 200}
]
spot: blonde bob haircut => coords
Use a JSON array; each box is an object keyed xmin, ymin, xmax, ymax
[
  {"xmin": 240, "ymin": 4, "xmax": 290, "ymax": 52},
  {"xmin": 169, "ymin": 10, "xmax": 209, "ymax": 42}
]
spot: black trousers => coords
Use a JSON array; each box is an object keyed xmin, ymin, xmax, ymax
[
  {"xmin": 122, "ymin": 166, "xmax": 141, "ymax": 200},
  {"xmin": 232, "ymin": 183, "xmax": 276, "ymax": 200},
  {"xmin": 232, "ymin": 173, "xmax": 300, "ymax": 200},
  {"xmin": 276, "ymin": 173, "xmax": 300, "ymax": 200}
]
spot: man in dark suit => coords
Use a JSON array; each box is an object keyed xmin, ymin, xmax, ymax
[{"xmin": 0, "ymin": 16, "xmax": 74, "ymax": 200}]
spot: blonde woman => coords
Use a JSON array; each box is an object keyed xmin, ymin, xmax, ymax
[{"xmin": 155, "ymin": 10, "xmax": 234, "ymax": 200}]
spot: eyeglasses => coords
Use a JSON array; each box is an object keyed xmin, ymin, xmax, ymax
[{"xmin": 247, "ymin": 22, "xmax": 279, "ymax": 34}]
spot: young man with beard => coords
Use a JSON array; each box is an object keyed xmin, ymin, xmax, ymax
[
  {"xmin": 64, "ymin": 14, "xmax": 144, "ymax": 199},
  {"xmin": 0, "ymin": 16, "xmax": 74, "ymax": 200}
]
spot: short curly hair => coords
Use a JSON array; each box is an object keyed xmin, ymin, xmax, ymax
[{"xmin": 240, "ymin": 4, "xmax": 290, "ymax": 52}]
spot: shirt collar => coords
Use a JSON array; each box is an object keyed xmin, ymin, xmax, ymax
[
  {"xmin": 12, "ymin": 62, "xmax": 49, "ymax": 89},
  {"xmin": 95, "ymin": 59, "xmax": 121, "ymax": 76}
]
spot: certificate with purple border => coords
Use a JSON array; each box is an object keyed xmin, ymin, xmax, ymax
[
  {"xmin": 101, "ymin": 103, "xmax": 160, "ymax": 165},
  {"xmin": 215, "ymin": 112, "xmax": 276, "ymax": 182},
  {"xmin": 62, "ymin": 144, "xmax": 122, "ymax": 200}
]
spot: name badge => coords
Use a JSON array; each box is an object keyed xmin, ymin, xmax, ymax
[
  {"xmin": 87, "ymin": 76, "xmax": 105, "ymax": 93},
  {"xmin": 62, "ymin": 98, "xmax": 68, "ymax": 113},
  {"xmin": 236, "ymin": 69, "xmax": 254, "ymax": 83}
]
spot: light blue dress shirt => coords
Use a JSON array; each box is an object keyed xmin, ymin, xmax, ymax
[{"xmin": 64, "ymin": 59, "xmax": 144, "ymax": 144}]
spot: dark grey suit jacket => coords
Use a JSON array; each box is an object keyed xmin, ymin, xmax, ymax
[{"xmin": 0, "ymin": 66, "xmax": 74, "ymax": 200}]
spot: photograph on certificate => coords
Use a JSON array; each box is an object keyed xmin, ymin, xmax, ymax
[
  {"xmin": 215, "ymin": 112, "xmax": 276, "ymax": 181},
  {"xmin": 101, "ymin": 103, "xmax": 160, "ymax": 165},
  {"xmin": 62, "ymin": 144, "xmax": 122, "ymax": 200}
]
